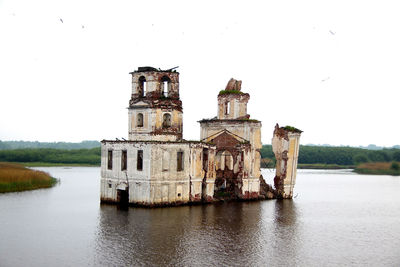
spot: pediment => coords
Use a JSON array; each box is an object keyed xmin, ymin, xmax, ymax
[
  {"xmin": 202, "ymin": 129, "xmax": 248, "ymax": 145},
  {"xmin": 131, "ymin": 101, "xmax": 149, "ymax": 107}
]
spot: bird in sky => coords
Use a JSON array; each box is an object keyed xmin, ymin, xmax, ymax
[
  {"xmin": 329, "ymin": 30, "xmax": 336, "ymax": 35},
  {"xmin": 59, "ymin": 18, "xmax": 63, "ymax": 23}
]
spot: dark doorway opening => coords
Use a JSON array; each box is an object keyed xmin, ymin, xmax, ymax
[{"xmin": 117, "ymin": 189, "xmax": 129, "ymax": 206}]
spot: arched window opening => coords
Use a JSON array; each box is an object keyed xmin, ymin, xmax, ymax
[
  {"xmin": 139, "ymin": 76, "xmax": 147, "ymax": 97},
  {"xmin": 215, "ymin": 151, "xmax": 222, "ymax": 171},
  {"xmin": 161, "ymin": 76, "xmax": 170, "ymax": 97},
  {"xmin": 162, "ymin": 113, "xmax": 171, "ymax": 128},
  {"xmin": 215, "ymin": 150, "xmax": 233, "ymax": 171},
  {"xmin": 224, "ymin": 150, "xmax": 233, "ymax": 170},
  {"xmin": 225, "ymin": 101, "xmax": 230, "ymax": 115},
  {"xmin": 137, "ymin": 113, "xmax": 143, "ymax": 127}
]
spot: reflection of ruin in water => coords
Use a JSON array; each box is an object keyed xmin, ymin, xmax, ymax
[
  {"xmin": 272, "ymin": 200, "xmax": 300, "ymax": 262},
  {"xmin": 95, "ymin": 202, "xmax": 268, "ymax": 266}
]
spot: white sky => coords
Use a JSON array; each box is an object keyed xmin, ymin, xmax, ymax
[{"xmin": 0, "ymin": 0, "xmax": 399, "ymax": 146}]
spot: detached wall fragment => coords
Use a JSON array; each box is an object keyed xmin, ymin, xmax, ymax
[{"xmin": 272, "ymin": 124, "xmax": 302, "ymax": 199}]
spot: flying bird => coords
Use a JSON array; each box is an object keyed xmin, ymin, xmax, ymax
[
  {"xmin": 59, "ymin": 18, "xmax": 63, "ymax": 23},
  {"xmin": 329, "ymin": 30, "xmax": 336, "ymax": 35},
  {"xmin": 321, "ymin": 77, "xmax": 330, "ymax": 82}
]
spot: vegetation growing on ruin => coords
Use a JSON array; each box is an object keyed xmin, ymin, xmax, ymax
[
  {"xmin": 283, "ymin": 126, "xmax": 303, "ymax": 133},
  {"xmin": 218, "ymin": 90, "xmax": 246, "ymax": 96},
  {"xmin": 0, "ymin": 162, "xmax": 58, "ymax": 193},
  {"xmin": 239, "ymin": 118, "xmax": 260, "ymax": 122}
]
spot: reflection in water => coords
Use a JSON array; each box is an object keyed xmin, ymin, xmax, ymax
[
  {"xmin": 2, "ymin": 168, "xmax": 400, "ymax": 266},
  {"xmin": 95, "ymin": 202, "xmax": 266, "ymax": 266},
  {"xmin": 272, "ymin": 200, "xmax": 300, "ymax": 265}
]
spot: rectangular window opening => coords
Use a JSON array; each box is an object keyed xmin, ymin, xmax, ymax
[
  {"xmin": 202, "ymin": 148, "xmax": 209, "ymax": 171},
  {"xmin": 137, "ymin": 150, "xmax": 143, "ymax": 171},
  {"xmin": 177, "ymin": 151, "xmax": 184, "ymax": 171},
  {"xmin": 121, "ymin": 150, "xmax": 127, "ymax": 171},
  {"xmin": 225, "ymin": 102, "xmax": 230, "ymax": 115},
  {"xmin": 107, "ymin": 150, "xmax": 113, "ymax": 170}
]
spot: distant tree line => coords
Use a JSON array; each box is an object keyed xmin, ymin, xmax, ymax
[
  {"xmin": 0, "ymin": 148, "xmax": 100, "ymax": 165},
  {"xmin": 0, "ymin": 140, "xmax": 100, "ymax": 150},
  {"xmin": 1, "ymin": 142, "xmax": 400, "ymax": 166},
  {"xmin": 260, "ymin": 145, "xmax": 400, "ymax": 166}
]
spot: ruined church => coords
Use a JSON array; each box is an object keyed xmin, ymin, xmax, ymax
[{"xmin": 100, "ymin": 67, "xmax": 301, "ymax": 206}]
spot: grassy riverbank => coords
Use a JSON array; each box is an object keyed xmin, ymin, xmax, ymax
[
  {"xmin": 0, "ymin": 147, "xmax": 100, "ymax": 165},
  {"xmin": 298, "ymin": 164, "xmax": 354, "ymax": 169},
  {"xmin": 354, "ymin": 162, "xmax": 400, "ymax": 176},
  {"xmin": 21, "ymin": 162, "xmax": 99, "ymax": 167},
  {"xmin": 0, "ymin": 162, "xmax": 58, "ymax": 193}
]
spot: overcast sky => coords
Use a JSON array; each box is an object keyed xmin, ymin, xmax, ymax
[{"xmin": 0, "ymin": 0, "xmax": 399, "ymax": 147}]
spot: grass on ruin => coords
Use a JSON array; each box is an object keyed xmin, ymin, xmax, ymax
[
  {"xmin": 283, "ymin": 125, "xmax": 303, "ymax": 133},
  {"xmin": 218, "ymin": 89, "xmax": 246, "ymax": 96},
  {"xmin": 354, "ymin": 162, "xmax": 400, "ymax": 176},
  {"xmin": 0, "ymin": 162, "xmax": 58, "ymax": 193}
]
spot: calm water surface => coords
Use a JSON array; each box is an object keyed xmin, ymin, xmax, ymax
[{"xmin": 0, "ymin": 167, "xmax": 399, "ymax": 266}]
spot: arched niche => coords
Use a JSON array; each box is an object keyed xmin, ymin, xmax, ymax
[
  {"xmin": 161, "ymin": 76, "xmax": 171, "ymax": 97},
  {"xmin": 162, "ymin": 113, "xmax": 171, "ymax": 128},
  {"xmin": 138, "ymin": 76, "xmax": 147, "ymax": 97}
]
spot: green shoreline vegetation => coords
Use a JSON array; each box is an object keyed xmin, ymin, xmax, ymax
[
  {"xmin": 261, "ymin": 144, "xmax": 400, "ymax": 175},
  {"xmin": 0, "ymin": 162, "xmax": 58, "ymax": 193},
  {"xmin": 20, "ymin": 162, "xmax": 99, "ymax": 167},
  {"xmin": 354, "ymin": 162, "xmax": 400, "ymax": 176},
  {"xmin": 0, "ymin": 147, "xmax": 100, "ymax": 166}
]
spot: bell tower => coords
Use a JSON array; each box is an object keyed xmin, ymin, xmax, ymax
[
  {"xmin": 217, "ymin": 78, "xmax": 250, "ymax": 120},
  {"xmin": 128, "ymin": 66, "xmax": 183, "ymax": 141}
]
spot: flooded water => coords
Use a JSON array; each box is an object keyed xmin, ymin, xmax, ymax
[{"xmin": 0, "ymin": 167, "xmax": 400, "ymax": 266}]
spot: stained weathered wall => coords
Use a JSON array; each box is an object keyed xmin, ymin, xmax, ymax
[
  {"xmin": 128, "ymin": 107, "xmax": 183, "ymax": 141},
  {"xmin": 128, "ymin": 69, "xmax": 183, "ymax": 142},
  {"xmin": 149, "ymin": 143, "xmax": 191, "ymax": 205},
  {"xmin": 217, "ymin": 78, "xmax": 250, "ymax": 120},
  {"xmin": 272, "ymin": 124, "xmax": 302, "ymax": 199},
  {"xmin": 100, "ymin": 142, "xmax": 152, "ymax": 204},
  {"xmin": 100, "ymin": 140, "xmax": 216, "ymax": 206},
  {"xmin": 200, "ymin": 120, "xmax": 262, "ymax": 180},
  {"xmin": 130, "ymin": 70, "xmax": 180, "ymax": 99},
  {"xmin": 217, "ymin": 94, "xmax": 250, "ymax": 120},
  {"xmin": 198, "ymin": 78, "xmax": 262, "ymax": 200}
]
